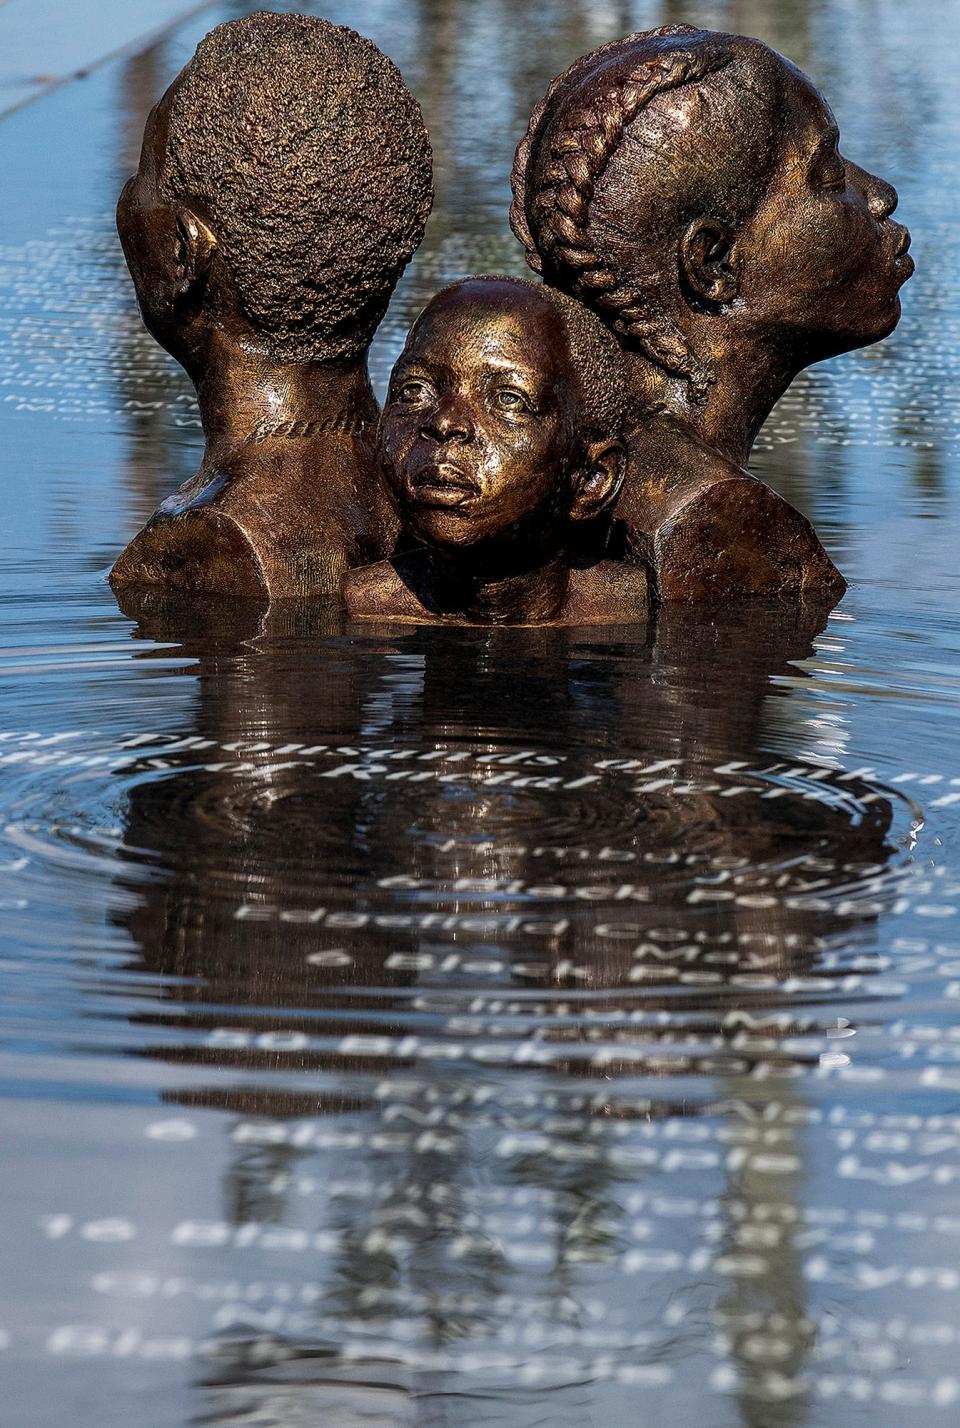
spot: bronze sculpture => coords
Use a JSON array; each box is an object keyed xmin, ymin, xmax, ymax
[
  {"xmin": 109, "ymin": 12, "xmax": 432, "ymax": 600},
  {"xmin": 344, "ymin": 277, "xmax": 649, "ymax": 626},
  {"xmin": 511, "ymin": 24, "xmax": 914, "ymax": 602}
]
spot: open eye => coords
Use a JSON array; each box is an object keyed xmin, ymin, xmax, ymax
[
  {"xmin": 392, "ymin": 378, "xmax": 432, "ymax": 405},
  {"xmin": 492, "ymin": 386, "xmax": 531, "ymax": 414}
]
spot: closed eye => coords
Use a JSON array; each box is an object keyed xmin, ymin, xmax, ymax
[
  {"xmin": 808, "ymin": 126, "xmax": 846, "ymax": 192},
  {"xmin": 816, "ymin": 156, "xmax": 847, "ymax": 192}
]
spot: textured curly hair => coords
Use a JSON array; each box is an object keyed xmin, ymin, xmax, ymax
[
  {"xmin": 510, "ymin": 26, "xmax": 784, "ymax": 399},
  {"xmin": 533, "ymin": 279, "xmax": 630, "ymax": 443},
  {"xmin": 159, "ymin": 12, "xmax": 432, "ymax": 363}
]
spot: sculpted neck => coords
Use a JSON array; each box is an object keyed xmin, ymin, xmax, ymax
[
  {"xmin": 422, "ymin": 545, "xmax": 570, "ymax": 625},
  {"xmin": 192, "ymin": 330, "xmax": 377, "ymax": 463},
  {"xmin": 623, "ymin": 336, "xmax": 800, "ymax": 469}
]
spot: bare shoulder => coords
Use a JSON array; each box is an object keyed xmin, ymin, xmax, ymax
[
  {"xmin": 563, "ymin": 560, "xmax": 650, "ymax": 625},
  {"xmin": 622, "ymin": 418, "xmax": 845, "ymax": 604},
  {"xmin": 658, "ymin": 473, "xmax": 846, "ymax": 603},
  {"xmin": 109, "ymin": 506, "xmax": 266, "ymax": 598}
]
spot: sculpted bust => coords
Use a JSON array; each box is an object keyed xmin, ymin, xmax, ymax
[
  {"xmin": 511, "ymin": 24, "xmax": 913, "ymax": 602},
  {"xmin": 109, "ymin": 13, "xmax": 432, "ymax": 601},
  {"xmin": 344, "ymin": 277, "xmax": 649, "ymax": 626}
]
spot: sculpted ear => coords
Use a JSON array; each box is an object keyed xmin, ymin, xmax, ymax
[
  {"xmin": 680, "ymin": 219, "xmax": 739, "ymax": 305},
  {"xmin": 173, "ymin": 205, "xmax": 217, "ymax": 298},
  {"xmin": 569, "ymin": 438, "xmax": 626, "ymax": 523}
]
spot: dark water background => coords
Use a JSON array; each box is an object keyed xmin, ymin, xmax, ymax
[{"xmin": 3, "ymin": 1, "xmax": 960, "ymax": 1424}]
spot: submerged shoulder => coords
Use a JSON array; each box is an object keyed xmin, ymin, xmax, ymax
[
  {"xmin": 563, "ymin": 559, "xmax": 650, "ymax": 625},
  {"xmin": 343, "ymin": 555, "xmax": 429, "ymax": 622}
]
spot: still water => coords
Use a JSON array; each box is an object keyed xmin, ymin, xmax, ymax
[{"xmin": 3, "ymin": 1, "xmax": 960, "ymax": 1424}]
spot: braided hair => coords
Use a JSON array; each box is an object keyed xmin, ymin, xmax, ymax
[{"xmin": 510, "ymin": 26, "xmax": 739, "ymax": 400}]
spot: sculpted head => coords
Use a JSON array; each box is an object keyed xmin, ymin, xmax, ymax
[
  {"xmin": 117, "ymin": 12, "xmax": 432, "ymax": 376},
  {"xmin": 377, "ymin": 276, "xmax": 628, "ymax": 554},
  {"xmin": 511, "ymin": 24, "xmax": 913, "ymax": 397}
]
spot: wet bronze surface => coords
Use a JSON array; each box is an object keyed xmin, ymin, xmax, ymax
[
  {"xmin": 109, "ymin": 12, "xmax": 432, "ymax": 600},
  {"xmin": 511, "ymin": 23, "xmax": 913, "ymax": 602},
  {"xmin": 345, "ymin": 277, "xmax": 648, "ymax": 625}
]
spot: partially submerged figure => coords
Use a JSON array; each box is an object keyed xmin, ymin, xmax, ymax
[
  {"xmin": 511, "ymin": 24, "xmax": 914, "ymax": 602},
  {"xmin": 344, "ymin": 277, "xmax": 649, "ymax": 626},
  {"xmin": 109, "ymin": 13, "xmax": 432, "ymax": 601}
]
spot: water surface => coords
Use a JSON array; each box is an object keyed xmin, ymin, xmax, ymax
[{"xmin": 3, "ymin": 2, "xmax": 960, "ymax": 1425}]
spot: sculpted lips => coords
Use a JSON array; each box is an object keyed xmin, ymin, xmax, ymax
[
  {"xmin": 893, "ymin": 224, "xmax": 915, "ymax": 280},
  {"xmin": 409, "ymin": 462, "xmax": 479, "ymax": 509}
]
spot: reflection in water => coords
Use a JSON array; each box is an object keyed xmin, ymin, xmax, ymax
[{"xmin": 100, "ymin": 593, "xmax": 901, "ymax": 1422}]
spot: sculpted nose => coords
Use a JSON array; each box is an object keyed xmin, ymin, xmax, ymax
[
  {"xmin": 870, "ymin": 176, "xmax": 899, "ymax": 221},
  {"xmin": 851, "ymin": 161, "xmax": 899, "ymax": 220},
  {"xmin": 422, "ymin": 396, "xmax": 472, "ymax": 443}
]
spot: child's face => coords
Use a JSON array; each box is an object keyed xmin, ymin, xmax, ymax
[{"xmin": 379, "ymin": 282, "xmax": 579, "ymax": 550}]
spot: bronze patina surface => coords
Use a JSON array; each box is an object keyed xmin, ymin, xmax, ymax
[
  {"xmin": 345, "ymin": 277, "xmax": 649, "ymax": 626},
  {"xmin": 511, "ymin": 24, "xmax": 914, "ymax": 602},
  {"xmin": 109, "ymin": 12, "xmax": 432, "ymax": 601}
]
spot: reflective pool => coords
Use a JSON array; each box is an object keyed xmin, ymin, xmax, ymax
[{"xmin": 3, "ymin": 2, "xmax": 960, "ymax": 1424}]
